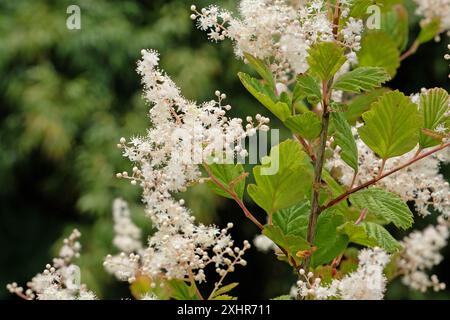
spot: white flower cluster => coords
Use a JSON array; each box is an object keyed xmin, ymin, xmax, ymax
[
  {"xmin": 7, "ymin": 229, "xmax": 96, "ymax": 300},
  {"xmin": 295, "ymin": 248, "xmax": 390, "ymax": 300},
  {"xmin": 112, "ymin": 198, "xmax": 142, "ymax": 253},
  {"xmin": 413, "ymin": 0, "xmax": 450, "ymax": 32},
  {"xmin": 106, "ymin": 50, "xmax": 255, "ymax": 285},
  {"xmin": 191, "ymin": 0, "xmax": 363, "ymax": 82},
  {"xmin": 327, "ymin": 129, "xmax": 450, "ymax": 217},
  {"xmin": 398, "ymin": 217, "xmax": 449, "ymax": 292}
]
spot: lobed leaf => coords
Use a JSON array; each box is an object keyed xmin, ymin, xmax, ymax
[
  {"xmin": 358, "ymin": 90, "xmax": 422, "ymax": 159},
  {"xmin": 417, "ymin": 18, "xmax": 441, "ymax": 45},
  {"xmin": 284, "ymin": 112, "xmax": 322, "ymax": 140},
  {"xmin": 307, "ymin": 42, "xmax": 346, "ymax": 82},
  {"xmin": 243, "ymin": 52, "xmax": 275, "ymax": 89},
  {"xmin": 333, "ymin": 67, "xmax": 391, "ymax": 93},
  {"xmin": 357, "ymin": 32, "xmax": 400, "ymax": 77},
  {"xmin": 349, "ymin": 188, "xmax": 414, "ymax": 230},
  {"xmin": 339, "ymin": 221, "xmax": 401, "ymax": 253},
  {"xmin": 205, "ymin": 163, "xmax": 246, "ymax": 200},
  {"xmin": 331, "ymin": 112, "xmax": 358, "ymax": 171},
  {"xmin": 272, "ymin": 201, "xmax": 310, "ymax": 238},
  {"xmin": 418, "ymin": 88, "xmax": 449, "ymax": 148},
  {"xmin": 293, "ymin": 74, "xmax": 322, "ymax": 104},
  {"xmin": 311, "ymin": 209, "xmax": 349, "ymax": 268},
  {"xmin": 247, "ymin": 140, "xmax": 313, "ymax": 215},
  {"xmin": 238, "ymin": 72, "xmax": 290, "ymax": 121}
]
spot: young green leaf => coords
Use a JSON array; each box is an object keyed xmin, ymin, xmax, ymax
[
  {"xmin": 284, "ymin": 112, "xmax": 322, "ymax": 140},
  {"xmin": 212, "ymin": 295, "xmax": 238, "ymax": 300},
  {"xmin": 293, "ymin": 74, "xmax": 322, "ymax": 104},
  {"xmin": 271, "ymin": 295, "xmax": 292, "ymax": 300},
  {"xmin": 339, "ymin": 221, "xmax": 401, "ymax": 253},
  {"xmin": 205, "ymin": 163, "xmax": 246, "ymax": 200},
  {"xmin": 358, "ymin": 90, "xmax": 422, "ymax": 159},
  {"xmin": 349, "ymin": 188, "xmax": 414, "ymax": 230},
  {"xmin": 311, "ymin": 209, "xmax": 349, "ymax": 268},
  {"xmin": 210, "ymin": 282, "xmax": 239, "ymax": 299},
  {"xmin": 243, "ymin": 52, "xmax": 275, "ymax": 89},
  {"xmin": 417, "ymin": 18, "xmax": 441, "ymax": 45},
  {"xmin": 247, "ymin": 140, "xmax": 313, "ymax": 215},
  {"xmin": 307, "ymin": 42, "xmax": 346, "ymax": 82},
  {"xmin": 418, "ymin": 88, "xmax": 449, "ymax": 148},
  {"xmin": 331, "ymin": 112, "xmax": 358, "ymax": 171},
  {"xmin": 380, "ymin": 5, "xmax": 409, "ymax": 51},
  {"xmin": 333, "ymin": 67, "xmax": 391, "ymax": 93},
  {"xmin": 238, "ymin": 72, "xmax": 290, "ymax": 121},
  {"xmin": 272, "ymin": 201, "xmax": 310, "ymax": 238},
  {"xmin": 263, "ymin": 225, "xmax": 310, "ymax": 263},
  {"xmin": 357, "ymin": 32, "xmax": 400, "ymax": 77},
  {"xmin": 167, "ymin": 279, "xmax": 201, "ymax": 300}
]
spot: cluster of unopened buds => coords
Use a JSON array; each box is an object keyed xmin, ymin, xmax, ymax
[{"xmin": 296, "ymin": 269, "xmax": 326, "ymax": 298}]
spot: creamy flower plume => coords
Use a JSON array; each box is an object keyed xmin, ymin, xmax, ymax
[
  {"xmin": 191, "ymin": 0, "xmax": 363, "ymax": 83},
  {"xmin": 105, "ymin": 50, "xmax": 257, "ymax": 285},
  {"xmin": 398, "ymin": 217, "xmax": 449, "ymax": 292},
  {"xmin": 413, "ymin": 0, "xmax": 450, "ymax": 32},
  {"xmin": 327, "ymin": 128, "xmax": 450, "ymax": 217},
  {"xmin": 7, "ymin": 229, "xmax": 96, "ymax": 300},
  {"xmin": 295, "ymin": 248, "xmax": 390, "ymax": 300}
]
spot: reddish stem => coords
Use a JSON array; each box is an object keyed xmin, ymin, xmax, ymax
[{"xmin": 322, "ymin": 141, "xmax": 450, "ymax": 210}]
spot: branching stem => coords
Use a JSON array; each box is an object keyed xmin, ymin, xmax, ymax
[
  {"xmin": 203, "ymin": 163, "xmax": 264, "ymax": 230},
  {"xmin": 322, "ymin": 141, "xmax": 450, "ymax": 210}
]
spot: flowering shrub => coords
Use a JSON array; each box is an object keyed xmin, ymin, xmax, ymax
[{"xmin": 8, "ymin": 0, "xmax": 450, "ymax": 300}]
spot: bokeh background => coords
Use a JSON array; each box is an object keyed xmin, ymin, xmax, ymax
[{"xmin": 0, "ymin": 0, "xmax": 449, "ymax": 300}]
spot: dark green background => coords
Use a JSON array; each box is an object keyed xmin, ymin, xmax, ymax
[{"xmin": 0, "ymin": 0, "xmax": 449, "ymax": 299}]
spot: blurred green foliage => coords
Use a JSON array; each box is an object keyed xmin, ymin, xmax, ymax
[{"xmin": 0, "ymin": 0, "xmax": 448, "ymax": 299}]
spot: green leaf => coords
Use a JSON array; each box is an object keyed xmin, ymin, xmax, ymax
[
  {"xmin": 271, "ymin": 295, "xmax": 292, "ymax": 300},
  {"xmin": 272, "ymin": 202, "xmax": 310, "ymax": 238},
  {"xmin": 381, "ymin": 5, "xmax": 409, "ymax": 51},
  {"xmin": 293, "ymin": 74, "xmax": 322, "ymax": 104},
  {"xmin": 339, "ymin": 221, "xmax": 401, "ymax": 253},
  {"xmin": 205, "ymin": 163, "xmax": 246, "ymax": 200},
  {"xmin": 357, "ymin": 32, "xmax": 400, "ymax": 77},
  {"xmin": 238, "ymin": 72, "xmax": 290, "ymax": 121},
  {"xmin": 418, "ymin": 88, "xmax": 449, "ymax": 148},
  {"xmin": 284, "ymin": 112, "xmax": 322, "ymax": 140},
  {"xmin": 350, "ymin": 0, "xmax": 373, "ymax": 18},
  {"xmin": 210, "ymin": 283, "xmax": 239, "ymax": 299},
  {"xmin": 331, "ymin": 112, "xmax": 358, "ymax": 171},
  {"xmin": 344, "ymin": 88, "xmax": 390, "ymax": 125},
  {"xmin": 311, "ymin": 210, "xmax": 349, "ymax": 268},
  {"xmin": 358, "ymin": 90, "xmax": 422, "ymax": 159},
  {"xmin": 212, "ymin": 295, "xmax": 238, "ymax": 300},
  {"xmin": 243, "ymin": 52, "xmax": 275, "ymax": 89},
  {"xmin": 247, "ymin": 140, "xmax": 313, "ymax": 215},
  {"xmin": 279, "ymin": 91, "xmax": 292, "ymax": 108},
  {"xmin": 417, "ymin": 18, "xmax": 441, "ymax": 45},
  {"xmin": 349, "ymin": 188, "xmax": 414, "ymax": 229},
  {"xmin": 167, "ymin": 280, "xmax": 201, "ymax": 300},
  {"xmin": 263, "ymin": 225, "xmax": 310, "ymax": 263},
  {"xmin": 363, "ymin": 222, "xmax": 401, "ymax": 252},
  {"xmin": 333, "ymin": 67, "xmax": 391, "ymax": 93},
  {"xmin": 307, "ymin": 42, "xmax": 346, "ymax": 82},
  {"xmin": 130, "ymin": 276, "xmax": 152, "ymax": 300}
]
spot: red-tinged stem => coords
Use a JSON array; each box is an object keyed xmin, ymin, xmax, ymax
[
  {"xmin": 400, "ymin": 40, "xmax": 420, "ymax": 61},
  {"xmin": 322, "ymin": 141, "xmax": 450, "ymax": 210},
  {"xmin": 203, "ymin": 163, "xmax": 264, "ymax": 230}
]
